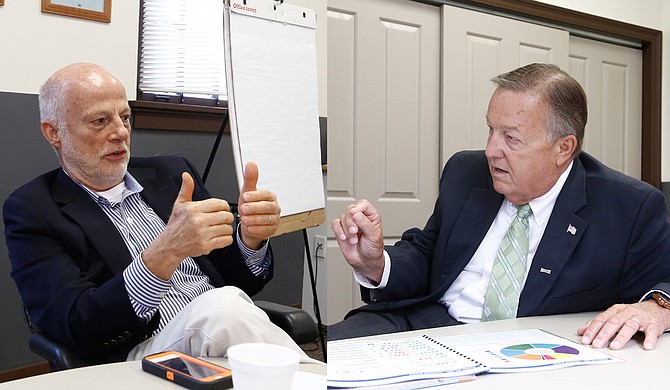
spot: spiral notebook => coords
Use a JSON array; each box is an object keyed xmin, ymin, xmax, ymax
[
  {"xmin": 327, "ymin": 335, "xmax": 487, "ymax": 388},
  {"xmin": 327, "ymin": 329, "xmax": 622, "ymax": 388}
]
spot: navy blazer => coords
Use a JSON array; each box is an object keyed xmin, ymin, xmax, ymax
[
  {"xmin": 4, "ymin": 156, "xmax": 271, "ymax": 362},
  {"xmin": 353, "ymin": 151, "xmax": 670, "ymax": 318}
]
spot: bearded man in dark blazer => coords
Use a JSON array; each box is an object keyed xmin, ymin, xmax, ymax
[{"xmin": 4, "ymin": 63, "xmax": 312, "ymax": 363}]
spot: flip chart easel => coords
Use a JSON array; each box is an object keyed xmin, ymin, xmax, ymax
[{"xmin": 223, "ymin": 0, "xmax": 325, "ymax": 237}]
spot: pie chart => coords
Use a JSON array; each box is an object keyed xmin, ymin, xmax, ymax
[{"xmin": 500, "ymin": 343, "xmax": 579, "ymax": 360}]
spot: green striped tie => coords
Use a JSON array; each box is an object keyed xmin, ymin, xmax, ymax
[{"xmin": 481, "ymin": 204, "xmax": 532, "ymax": 321}]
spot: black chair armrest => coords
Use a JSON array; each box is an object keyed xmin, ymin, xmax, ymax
[
  {"xmin": 28, "ymin": 332, "xmax": 90, "ymax": 371},
  {"xmin": 254, "ymin": 300, "xmax": 318, "ymax": 345}
]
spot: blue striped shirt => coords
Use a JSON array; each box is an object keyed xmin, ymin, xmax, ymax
[{"xmin": 77, "ymin": 173, "xmax": 271, "ymax": 333}]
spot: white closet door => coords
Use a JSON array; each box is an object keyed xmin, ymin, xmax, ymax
[
  {"xmin": 327, "ymin": 0, "xmax": 441, "ymax": 323},
  {"xmin": 569, "ymin": 36, "xmax": 642, "ymax": 178},
  {"xmin": 441, "ymin": 5, "xmax": 569, "ymax": 164}
]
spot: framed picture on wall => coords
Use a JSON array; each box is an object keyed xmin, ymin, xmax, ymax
[{"xmin": 41, "ymin": 0, "xmax": 111, "ymax": 23}]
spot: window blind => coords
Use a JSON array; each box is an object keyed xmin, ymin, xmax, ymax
[{"xmin": 139, "ymin": 0, "xmax": 227, "ymax": 98}]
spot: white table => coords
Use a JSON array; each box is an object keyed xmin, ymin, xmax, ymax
[
  {"xmin": 330, "ymin": 312, "xmax": 669, "ymax": 388},
  {"xmin": 0, "ymin": 358, "xmax": 326, "ymax": 389}
]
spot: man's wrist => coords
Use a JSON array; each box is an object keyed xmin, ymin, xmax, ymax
[
  {"xmin": 237, "ymin": 225, "xmax": 266, "ymax": 251},
  {"xmin": 354, "ymin": 251, "xmax": 391, "ymax": 290},
  {"xmin": 240, "ymin": 234, "xmax": 264, "ymax": 250},
  {"xmin": 652, "ymin": 292, "xmax": 670, "ymax": 310}
]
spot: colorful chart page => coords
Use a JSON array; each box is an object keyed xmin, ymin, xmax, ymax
[{"xmin": 434, "ymin": 329, "xmax": 623, "ymax": 373}]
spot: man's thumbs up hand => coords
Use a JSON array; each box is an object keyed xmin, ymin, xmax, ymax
[
  {"xmin": 241, "ymin": 160, "xmax": 259, "ymax": 194},
  {"xmin": 142, "ymin": 171, "xmax": 235, "ymax": 281},
  {"xmin": 238, "ymin": 162, "xmax": 281, "ymax": 249},
  {"xmin": 175, "ymin": 172, "xmax": 195, "ymax": 204}
]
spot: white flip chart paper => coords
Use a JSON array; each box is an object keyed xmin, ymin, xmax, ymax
[{"xmin": 224, "ymin": 0, "xmax": 324, "ymax": 220}]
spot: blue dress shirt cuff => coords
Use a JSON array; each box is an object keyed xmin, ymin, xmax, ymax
[
  {"xmin": 639, "ymin": 289, "xmax": 670, "ymax": 303},
  {"xmin": 123, "ymin": 252, "xmax": 171, "ymax": 320},
  {"xmin": 236, "ymin": 224, "xmax": 272, "ymax": 277}
]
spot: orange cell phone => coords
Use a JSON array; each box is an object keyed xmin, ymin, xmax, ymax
[{"xmin": 142, "ymin": 351, "xmax": 233, "ymax": 390}]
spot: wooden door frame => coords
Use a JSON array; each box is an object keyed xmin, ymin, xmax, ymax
[{"xmin": 423, "ymin": 0, "xmax": 662, "ymax": 188}]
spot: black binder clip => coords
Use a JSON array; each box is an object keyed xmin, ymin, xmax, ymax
[{"xmin": 273, "ymin": 0, "xmax": 283, "ymax": 10}]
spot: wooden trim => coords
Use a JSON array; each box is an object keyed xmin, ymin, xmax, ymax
[
  {"xmin": 275, "ymin": 209, "xmax": 326, "ymax": 237},
  {"xmin": 0, "ymin": 361, "xmax": 50, "ymax": 383},
  {"xmin": 439, "ymin": 0, "xmax": 662, "ymax": 188},
  {"xmin": 41, "ymin": 0, "xmax": 111, "ymax": 23},
  {"xmin": 641, "ymin": 33, "xmax": 663, "ymax": 189},
  {"xmin": 129, "ymin": 101, "xmax": 228, "ymax": 133}
]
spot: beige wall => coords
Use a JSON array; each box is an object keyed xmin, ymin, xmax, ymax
[
  {"xmin": 0, "ymin": 1, "xmax": 139, "ymax": 98},
  {"xmin": 537, "ymin": 0, "xmax": 663, "ymax": 29}
]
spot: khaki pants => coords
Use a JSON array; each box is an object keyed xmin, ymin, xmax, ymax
[{"xmin": 126, "ymin": 286, "xmax": 320, "ymax": 364}]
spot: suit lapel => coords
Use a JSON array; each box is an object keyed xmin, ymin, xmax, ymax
[
  {"xmin": 519, "ymin": 158, "xmax": 588, "ymax": 315},
  {"xmin": 53, "ymin": 170, "xmax": 133, "ymax": 275},
  {"xmin": 438, "ymin": 185, "xmax": 504, "ymax": 289},
  {"xmin": 128, "ymin": 164, "xmax": 178, "ymax": 223},
  {"xmin": 52, "ymin": 161, "xmax": 180, "ymax": 275}
]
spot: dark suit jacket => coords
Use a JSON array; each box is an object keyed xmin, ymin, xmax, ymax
[
  {"xmin": 4, "ymin": 156, "xmax": 272, "ymax": 362},
  {"xmin": 353, "ymin": 151, "xmax": 670, "ymax": 318}
]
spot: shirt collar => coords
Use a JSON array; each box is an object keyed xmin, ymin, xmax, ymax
[
  {"xmin": 503, "ymin": 160, "xmax": 574, "ymax": 227},
  {"xmin": 69, "ymin": 171, "xmax": 144, "ymax": 205}
]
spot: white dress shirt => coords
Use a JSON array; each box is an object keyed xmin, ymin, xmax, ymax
[{"xmin": 355, "ymin": 161, "xmax": 574, "ymax": 323}]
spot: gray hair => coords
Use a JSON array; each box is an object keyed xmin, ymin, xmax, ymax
[
  {"xmin": 38, "ymin": 76, "xmax": 67, "ymax": 129},
  {"xmin": 492, "ymin": 63, "xmax": 587, "ymax": 156}
]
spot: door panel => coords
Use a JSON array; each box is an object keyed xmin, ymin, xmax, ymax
[
  {"xmin": 569, "ymin": 36, "xmax": 642, "ymax": 178},
  {"xmin": 327, "ymin": 0, "xmax": 441, "ymax": 323},
  {"xmin": 441, "ymin": 5, "xmax": 569, "ymax": 164}
]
